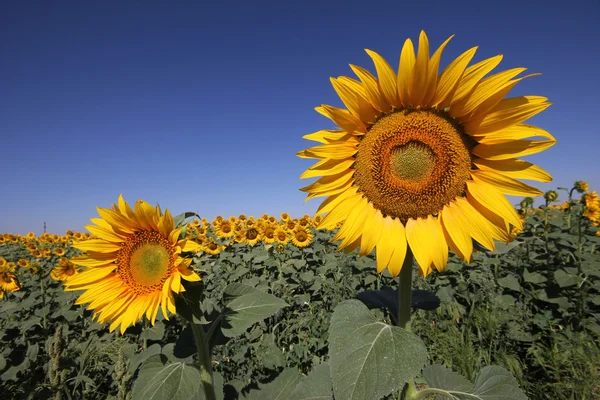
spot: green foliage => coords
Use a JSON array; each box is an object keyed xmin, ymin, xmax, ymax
[{"xmin": 1, "ymin": 206, "xmax": 599, "ymax": 399}]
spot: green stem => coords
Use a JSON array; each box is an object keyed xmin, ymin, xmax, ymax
[
  {"xmin": 397, "ymin": 248, "xmax": 418, "ymax": 400},
  {"xmin": 576, "ymin": 214, "xmax": 585, "ymax": 329},
  {"xmin": 190, "ymin": 322, "xmax": 217, "ymax": 400}
]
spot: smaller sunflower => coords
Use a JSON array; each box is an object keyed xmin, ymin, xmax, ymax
[
  {"xmin": 26, "ymin": 232, "xmax": 35, "ymax": 240},
  {"xmin": 53, "ymin": 248, "xmax": 66, "ymax": 257},
  {"xmin": 17, "ymin": 259, "xmax": 29, "ymax": 268},
  {"xmin": 260, "ymin": 224, "xmax": 277, "ymax": 244},
  {"xmin": 6, "ymin": 262, "xmax": 16, "ymax": 273},
  {"xmin": 242, "ymin": 227, "xmax": 261, "ymax": 246},
  {"xmin": 203, "ymin": 238, "xmax": 226, "ymax": 255},
  {"xmin": 51, "ymin": 258, "xmax": 79, "ymax": 281},
  {"xmin": 215, "ymin": 220, "xmax": 235, "ymax": 239},
  {"xmin": 274, "ymin": 227, "xmax": 290, "ymax": 245},
  {"xmin": 280, "ymin": 213, "xmax": 290, "ymax": 222},
  {"xmin": 291, "ymin": 226, "xmax": 313, "ymax": 248},
  {"xmin": 0, "ymin": 258, "xmax": 6, "ymax": 268},
  {"xmin": 0, "ymin": 271, "xmax": 20, "ymax": 293}
]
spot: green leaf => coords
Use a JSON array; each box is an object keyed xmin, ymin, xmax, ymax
[
  {"xmin": 221, "ymin": 283, "xmax": 289, "ymax": 337},
  {"xmin": 422, "ymin": 364, "xmax": 472, "ymax": 392},
  {"xmin": 289, "ymin": 362, "xmax": 333, "ymax": 400},
  {"xmin": 328, "ymin": 300, "xmax": 428, "ymax": 400},
  {"xmin": 423, "ymin": 364, "xmax": 527, "ymax": 400},
  {"xmin": 554, "ymin": 269, "xmax": 578, "ymax": 288},
  {"xmin": 173, "ymin": 212, "xmax": 198, "ymax": 228},
  {"xmin": 523, "ymin": 269, "xmax": 547, "ymax": 284},
  {"xmin": 140, "ymin": 322, "xmax": 165, "ymax": 341},
  {"xmin": 132, "ymin": 359, "xmax": 202, "ymax": 400},
  {"xmin": 497, "ymin": 276, "xmax": 521, "ymax": 292},
  {"xmin": 244, "ymin": 368, "xmax": 302, "ymax": 400}
]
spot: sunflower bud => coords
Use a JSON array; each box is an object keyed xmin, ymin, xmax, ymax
[
  {"xmin": 544, "ymin": 190, "xmax": 558, "ymax": 203},
  {"xmin": 574, "ymin": 181, "xmax": 589, "ymax": 193}
]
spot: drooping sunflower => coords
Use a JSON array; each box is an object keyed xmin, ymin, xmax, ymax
[
  {"xmin": 0, "ymin": 271, "xmax": 20, "ymax": 293},
  {"xmin": 51, "ymin": 258, "xmax": 79, "ymax": 281},
  {"xmin": 64, "ymin": 195, "xmax": 202, "ymax": 334},
  {"xmin": 298, "ymin": 31, "xmax": 555, "ymax": 277},
  {"xmin": 291, "ymin": 226, "xmax": 313, "ymax": 248}
]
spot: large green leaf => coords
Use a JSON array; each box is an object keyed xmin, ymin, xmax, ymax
[
  {"xmin": 244, "ymin": 368, "xmax": 302, "ymax": 400},
  {"xmin": 497, "ymin": 276, "xmax": 521, "ymax": 292},
  {"xmin": 289, "ymin": 362, "xmax": 333, "ymax": 400},
  {"xmin": 221, "ymin": 283, "xmax": 289, "ymax": 337},
  {"xmin": 132, "ymin": 357, "xmax": 202, "ymax": 400},
  {"xmin": 554, "ymin": 269, "xmax": 578, "ymax": 288},
  {"xmin": 328, "ymin": 299, "xmax": 428, "ymax": 400},
  {"xmin": 422, "ymin": 364, "xmax": 527, "ymax": 400}
]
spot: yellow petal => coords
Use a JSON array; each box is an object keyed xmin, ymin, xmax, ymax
[
  {"xmin": 366, "ymin": 49, "xmax": 401, "ymax": 108},
  {"xmin": 440, "ymin": 202, "xmax": 474, "ymax": 263},
  {"xmin": 453, "ymin": 197, "xmax": 496, "ymax": 251},
  {"xmin": 331, "ymin": 77, "xmax": 378, "ymax": 124},
  {"xmin": 72, "ymin": 239, "xmax": 121, "ymax": 253},
  {"xmin": 180, "ymin": 239, "xmax": 202, "ymax": 253},
  {"xmin": 65, "ymin": 266, "xmax": 117, "ymax": 289},
  {"xmin": 333, "ymin": 198, "xmax": 369, "ymax": 249},
  {"xmin": 474, "ymin": 158, "xmax": 552, "ymax": 182},
  {"xmin": 359, "ymin": 206, "xmax": 384, "ymax": 257},
  {"xmin": 466, "ymin": 180, "xmax": 522, "ymax": 229},
  {"xmin": 316, "ymin": 186, "xmax": 359, "ymax": 216},
  {"xmin": 70, "ymin": 253, "xmax": 116, "ymax": 268},
  {"xmin": 84, "ymin": 224, "xmax": 126, "ymax": 243},
  {"xmin": 432, "ymin": 46, "xmax": 478, "ymax": 107},
  {"xmin": 405, "ymin": 217, "xmax": 433, "ymax": 275},
  {"xmin": 385, "ymin": 218, "xmax": 408, "ymax": 278},
  {"xmin": 471, "ymin": 169, "xmax": 543, "ymax": 196},
  {"xmin": 319, "ymin": 192, "xmax": 363, "ymax": 230},
  {"xmin": 466, "ymin": 96, "xmax": 551, "ymax": 135},
  {"xmin": 450, "ymin": 54, "xmax": 503, "ymax": 106},
  {"xmin": 300, "ymin": 159, "xmax": 354, "ymax": 179},
  {"xmin": 472, "ymin": 139, "xmax": 556, "ymax": 160},
  {"xmin": 473, "ymin": 123, "xmax": 555, "ymax": 142},
  {"xmin": 350, "ymin": 64, "xmax": 389, "ymax": 112},
  {"xmin": 407, "ymin": 31, "xmax": 429, "ymax": 106},
  {"xmin": 298, "ymin": 141, "xmax": 358, "ymax": 160},
  {"xmin": 375, "ymin": 217, "xmax": 397, "ymax": 273},
  {"xmin": 302, "ymin": 129, "xmax": 348, "ymax": 144},
  {"xmin": 466, "ymin": 195, "xmax": 513, "ymax": 243},
  {"xmin": 450, "ymin": 67, "xmax": 527, "ymax": 118},
  {"xmin": 397, "ymin": 38, "xmax": 416, "ymax": 107},
  {"xmin": 316, "ymin": 104, "xmax": 366, "ymax": 133},
  {"xmin": 422, "ymin": 35, "xmax": 454, "ymax": 106},
  {"xmin": 300, "ymin": 170, "xmax": 354, "ymax": 195}
]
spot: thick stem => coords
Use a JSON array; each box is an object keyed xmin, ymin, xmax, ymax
[
  {"xmin": 397, "ymin": 248, "xmax": 418, "ymax": 400},
  {"xmin": 190, "ymin": 322, "xmax": 217, "ymax": 400}
]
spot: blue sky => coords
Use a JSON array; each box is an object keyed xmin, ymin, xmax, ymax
[{"xmin": 2, "ymin": 0, "xmax": 599, "ymax": 235}]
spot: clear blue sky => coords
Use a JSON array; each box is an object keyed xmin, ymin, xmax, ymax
[{"xmin": 2, "ymin": 0, "xmax": 599, "ymax": 235}]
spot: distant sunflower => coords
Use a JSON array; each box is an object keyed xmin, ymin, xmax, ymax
[
  {"xmin": 298, "ymin": 31, "xmax": 555, "ymax": 277},
  {"xmin": 53, "ymin": 248, "xmax": 66, "ymax": 257},
  {"xmin": 274, "ymin": 227, "xmax": 290, "ymax": 245},
  {"xmin": 285, "ymin": 220, "xmax": 297, "ymax": 231},
  {"xmin": 242, "ymin": 227, "xmax": 261, "ymax": 246},
  {"xmin": 260, "ymin": 224, "xmax": 277, "ymax": 244},
  {"xmin": 17, "ymin": 259, "xmax": 29, "ymax": 268},
  {"xmin": 51, "ymin": 258, "xmax": 79, "ymax": 281},
  {"xmin": 0, "ymin": 258, "xmax": 6, "ymax": 268},
  {"xmin": 26, "ymin": 232, "xmax": 35, "ymax": 240},
  {"xmin": 64, "ymin": 195, "xmax": 202, "ymax": 334},
  {"xmin": 280, "ymin": 213, "xmax": 291, "ymax": 222},
  {"xmin": 203, "ymin": 238, "xmax": 225, "ymax": 255},
  {"xmin": 291, "ymin": 226, "xmax": 313, "ymax": 248},
  {"xmin": 6, "ymin": 262, "xmax": 16, "ymax": 273},
  {"xmin": 215, "ymin": 220, "xmax": 235, "ymax": 239}
]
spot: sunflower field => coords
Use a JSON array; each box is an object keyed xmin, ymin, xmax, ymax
[
  {"xmin": 2, "ymin": 31, "xmax": 600, "ymax": 400},
  {"xmin": 0, "ymin": 183, "xmax": 599, "ymax": 400}
]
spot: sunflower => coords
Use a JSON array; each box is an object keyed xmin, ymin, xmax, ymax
[
  {"xmin": 215, "ymin": 220, "xmax": 235, "ymax": 239},
  {"xmin": 312, "ymin": 215, "xmax": 323, "ymax": 229},
  {"xmin": 242, "ymin": 227, "xmax": 261, "ymax": 246},
  {"xmin": 298, "ymin": 31, "xmax": 555, "ymax": 277},
  {"xmin": 291, "ymin": 226, "xmax": 313, "ymax": 248},
  {"xmin": 274, "ymin": 227, "xmax": 290, "ymax": 245},
  {"xmin": 260, "ymin": 224, "xmax": 277, "ymax": 244},
  {"xmin": 17, "ymin": 259, "xmax": 29, "ymax": 268},
  {"xmin": 280, "ymin": 212, "xmax": 290, "ymax": 222},
  {"xmin": 285, "ymin": 220, "xmax": 297, "ymax": 231},
  {"xmin": 0, "ymin": 271, "xmax": 20, "ymax": 293},
  {"xmin": 64, "ymin": 195, "xmax": 202, "ymax": 334},
  {"xmin": 0, "ymin": 258, "xmax": 6, "ymax": 268},
  {"xmin": 53, "ymin": 248, "xmax": 66, "ymax": 257},
  {"xmin": 202, "ymin": 238, "xmax": 226, "ymax": 255},
  {"xmin": 51, "ymin": 258, "xmax": 79, "ymax": 281},
  {"xmin": 26, "ymin": 232, "xmax": 35, "ymax": 240}
]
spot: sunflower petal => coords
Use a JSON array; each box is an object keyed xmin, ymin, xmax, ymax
[
  {"xmin": 302, "ymin": 129, "xmax": 349, "ymax": 144},
  {"xmin": 316, "ymin": 186, "xmax": 359, "ymax": 216},
  {"xmin": 466, "ymin": 180, "xmax": 522, "ymax": 229},
  {"xmin": 466, "ymin": 96, "xmax": 551, "ymax": 135},
  {"xmin": 474, "ymin": 158, "xmax": 552, "ymax": 182},
  {"xmin": 359, "ymin": 206, "xmax": 384, "ymax": 257},
  {"xmin": 472, "ymin": 139, "xmax": 556, "ymax": 160},
  {"xmin": 350, "ymin": 64, "xmax": 390, "ymax": 112},
  {"xmin": 471, "ymin": 169, "xmax": 543, "ymax": 196},
  {"xmin": 422, "ymin": 35, "xmax": 454, "ymax": 106},
  {"xmin": 386, "ymin": 218, "xmax": 408, "ymax": 277},
  {"xmin": 319, "ymin": 192, "xmax": 363, "ymax": 230},
  {"xmin": 397, "ymin": 38, "xmax": 416, "ymax": 107},
  {"xmin": 473, "ymin": 123, "xmax": 555, "ymax": 142},
  {"xmin": 300, "ymin": 159, "xmax": 354, "ymax": 179},
  {"xmin": 375, "ymin": 217, "xmax": 397, "ymax": 273},
  {"xmin": 433, "ymin": 46, "xmax": 478, "ymax": 107},
  {"xmin": 316, "ymin": 105, "xmax": 367, "ymax": 133},
  {"xmin": 366, "ymin": 49, "xmax": 401, "ymax": 108}
]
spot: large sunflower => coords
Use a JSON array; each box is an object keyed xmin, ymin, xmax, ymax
[
  {"xmin": 64, "ymin": 195, "xmax": 202, "ymax": 333},
  {"xmin": 298, "ymin": 31, "xmax": 555, "ymax": 278}
]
